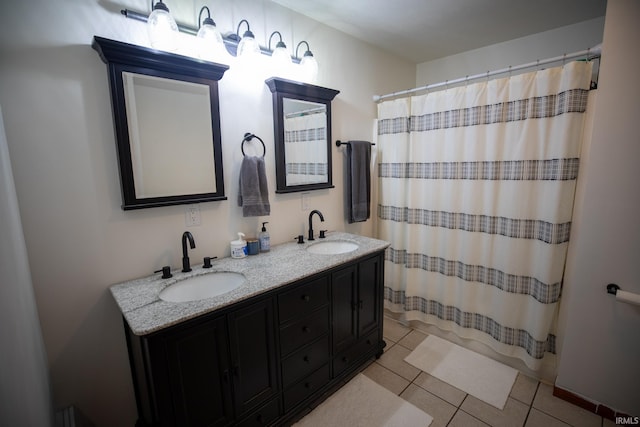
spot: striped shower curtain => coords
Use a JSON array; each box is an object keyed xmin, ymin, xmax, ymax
[{"xmin": 376, "ymin": 61, "xmax": 593, "ymax": 370}]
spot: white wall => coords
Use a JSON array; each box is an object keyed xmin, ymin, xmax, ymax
[
  {"xmin": 416, "ymin": 17, "xmax": 604, "ymax": 87},
  {"xmin": 0, "ymin": 105, "xmax": 52, "ymax": 426},
  {"xmin": 556, "ymin": 0, "xmax": 640, "ymax": 415},
  {"xmin": 0, "ymin": 0, "xmax": 415, "ymax": 425}
]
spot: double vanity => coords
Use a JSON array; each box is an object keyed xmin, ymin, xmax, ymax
[{"xmin": 111, "ymin": 232, "xmax": 389, "ymax": 426}]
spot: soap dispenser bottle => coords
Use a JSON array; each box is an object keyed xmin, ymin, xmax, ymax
[
  {"xmin": 258, "ymin": 222, "xmax": 270, "ymax": 252},
  {"xmin": 231, "ymin": 232, "xmax": 247, "ymax": 259}
]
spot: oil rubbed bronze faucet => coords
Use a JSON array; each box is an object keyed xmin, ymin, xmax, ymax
[
  {"xmin": 308, "ymin": 210, "xmax": 325, "ymax": 241},
  {"xmin": 181, "ymin": 231, "xmax": 196, "ymax": 272}
]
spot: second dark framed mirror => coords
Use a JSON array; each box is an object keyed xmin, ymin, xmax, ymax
[{"xmin": 265, "ymin": 77, "xmax": 339, "ymax": 193}]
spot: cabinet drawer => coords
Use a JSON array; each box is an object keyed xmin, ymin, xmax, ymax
[
  {"xmin": 283, "ymin": 364, "xmax": 331, "ymax": 412},
  {"xmin": 280, "ymin": 307, "xmax": 329, "ymax": 356},
  {"xmin": 282, "ymin": 335, "xmax": 330, "ymax": 387},
  {"xmin": 278, "ymin": 276, "xmax": 329, "ymax": 323},
  {"xmin": 237, "ymin": 397, "xmax": 280, "ymax": 427},
  {"xmin": 333, "ymin": 330, "xmax": 380, "ymax": 377}
]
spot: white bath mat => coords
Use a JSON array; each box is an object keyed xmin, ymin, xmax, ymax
[
  {"xmin": 404, "ymin": 335, "xmax": 517, "ymax": 409},
  {"xmin": 293, "ymin": 374, "xmax": 433, "ymax": 427}
]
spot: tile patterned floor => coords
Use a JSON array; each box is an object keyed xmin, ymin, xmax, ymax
[{"xmin": 357, "ymin": 316, "xmax": 614, "ymax": 427}]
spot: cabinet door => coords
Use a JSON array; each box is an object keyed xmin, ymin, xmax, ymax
[
  {"xmin": 358, "ymin": 254, "xmax": 382, "ymax": 337},
  {"xmin": 228, "ymin": 298, "xmax": 279, "ymax": 417},
  {"xmin": 331, "ymin": 264, "xmax": 357, "ymax": 353},
  {"xmin": 165, "ymin": 316, "xmax": 234, "ymax": 427}
]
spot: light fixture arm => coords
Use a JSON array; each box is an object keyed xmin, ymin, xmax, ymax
[
  {"xmin": 269, "ymin": 31, "xmax": 285, "ymax": 50},
  {"xmin": 198, "ymin": 6, "xmax": 216, "ymax": 28},
  {"xmin": 151, "ymin": 0, "xmax": 169, "ymax": 13},
  {"xmin": 295, "ymin": 40, "xmax": 313, "ymax": 59},
  {"xmin": 236, "ymin": 19, "xmax": 254, "ymax": 39}
]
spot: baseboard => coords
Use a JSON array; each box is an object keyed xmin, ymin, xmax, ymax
[{"xmin": 553, "ymin": 386, "xmax": 633, "ymax": 421}]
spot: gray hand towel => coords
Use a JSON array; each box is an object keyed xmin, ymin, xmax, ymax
[
  {"xmin": 238, "ymin": 156, "xmax": 270, "ymax": 217},
  {"xmin": 347, "ymin": 141, "xmax": 371, "ymax": 223}
]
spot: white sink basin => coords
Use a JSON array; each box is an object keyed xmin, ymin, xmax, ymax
[
  {"xmin": 159, "ymin": 272, "xmax": 246, "ymax": 303},
  {"xmin": 307, "ymin": 240, "xmax": 359, "ymax": 255}
]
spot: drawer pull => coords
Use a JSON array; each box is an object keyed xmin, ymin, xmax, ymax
[
  {"xmin": 302, "ymin": 295, "xmax": 311, "ymax": 302},
  {"xmin": 256, "ymin": 414, "xmax": 264, "ymax": 424}
]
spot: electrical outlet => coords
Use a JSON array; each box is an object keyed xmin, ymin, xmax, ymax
[
  {"xmin": 301, "ymin": 192, "xmax": 310, "ymax": 211},
  {"xmin": 185, "ymin": 204, "xmax": 201, "ymax": 227}
]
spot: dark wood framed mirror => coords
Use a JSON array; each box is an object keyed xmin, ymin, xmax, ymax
[
  {"xmin": 92, "ymin": 36, "xmax": 229, "ymax": 210},
  {"xmin": 265, "ymin": 77, "xmax": 339, "ymax": 193}
]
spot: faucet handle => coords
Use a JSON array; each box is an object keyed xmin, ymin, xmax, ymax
[
  {"xmin": 203, "ymin": 256, "xmax": 217, "ymax": 268},
  {"xmin": 295, "ymin": 235, "xmax": 305, "ymax": 244},
  {"xmin": 154, "ymin": 266, "xmax": 173, "ymax": 279},
  {"xmin": 319, "ymin": 230, "xmax": 327, "ymax": 239}
]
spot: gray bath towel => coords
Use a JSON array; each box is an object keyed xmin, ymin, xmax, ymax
[
  {"xmin": 238, "ymin": 156, "xmax": 270, "ymax": 217},
  {"xmin": 347, "ymin": 140, "xmax": 371, "ymax": 223}
]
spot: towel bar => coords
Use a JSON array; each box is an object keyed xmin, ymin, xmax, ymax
[
  {"xmin": 241, "ymin": 132, "xmax": 266, "ymax": 157},
  {"xmin": 336, "ymin": 140, "xmax": 375, "ymax": 147}
]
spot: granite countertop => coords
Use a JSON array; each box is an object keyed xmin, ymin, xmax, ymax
[{"xmin": 110, "ymin": 232, "xmax": 390, "ymax": 336}]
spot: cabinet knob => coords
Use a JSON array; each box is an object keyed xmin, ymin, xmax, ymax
[
  {"xmin": 342, "ymin": 356, "xmax": 349, "ymax": 363},
  {"xmin": 302, "ymin": 295, "xmax": 311, "ymax": 302},
  {"xmin": 303, "ymin": 355, "xmax": 310, "ymax": 363},
  {"xmin": 256, "ymin": 414, "xmax": 264, "ymax": 423},
  {"xmin": 302, "ymin": 326, "xmax": 310, "ymax": 333},
  {"xmin": 305, "ymin": 382, "xmax": 312, "ymax": 389}
]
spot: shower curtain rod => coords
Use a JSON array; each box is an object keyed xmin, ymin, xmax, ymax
[
  {"xmin": 285, "ymin": 106, "xmax": 325, "ymax": 118},
  {"xmin": 373, "ymin": 44, "xmax": 602, "ymax": 102}
]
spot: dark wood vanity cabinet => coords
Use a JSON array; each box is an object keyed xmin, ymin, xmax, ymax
[
  {"xmin": 127, "ymin": 299, "xmax": 278, "ymax": 427},
  {"xmin": 331, "ymin": 255, "xmax": 383, "ymax": 377},
  {"xmin": 125, "ymin": 250, "xmax": 385, "ymax": 427}
]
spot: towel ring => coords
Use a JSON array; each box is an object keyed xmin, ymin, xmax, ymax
[{"xmin": 241, "ymin": 132, "xmax": 266, "ymax": 157}]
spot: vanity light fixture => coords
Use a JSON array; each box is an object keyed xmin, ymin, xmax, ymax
[
  {"xmin": 296, "ymin": 41, "xmax": 318, "ymax": 82},
  {"xmin": 147, "ymin": 0, "xmax": 179, "ymax": 51},
  {"xmin": 268, "ymin": 31, "xmax": 292, "ymax": 77},
  {"xmin": 195, "ymin": 6, "xmax": 227, "ymax": 62},
  {"xmin": 120, "ymin": 5, "xmax": 319, "ymax": 78}
]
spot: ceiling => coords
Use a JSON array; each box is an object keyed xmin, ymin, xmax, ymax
[{"xmin": 271, "ymin": 0, "xmax": 607, "ymax": 64}]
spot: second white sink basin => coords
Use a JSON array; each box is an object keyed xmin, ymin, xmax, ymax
[
  {"xmin": 307, "ymin": 240, "xmax": 359, "ymax": 255},
  {"xmin": 160, "ymin": 272, "xmax": 246, "ymax": 303}
]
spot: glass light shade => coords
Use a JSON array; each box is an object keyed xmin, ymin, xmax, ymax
[
  {"xmin": 270, "ymin": 44, "xmax": 292, "ymax": 78},
  {"xmin": 196, "ymin": 23, "xmax": 227, "ymax": 62},
  {"xmin": 147, "ymin": 6, "xmax": 178, "ymax": 51},
  {"xmin": 300, "ymin": 53, "xmax": 318, "ymax": 82},
  {"xmin": 237, "ymin": 32, "xmax": 261, "ymax": 59}
]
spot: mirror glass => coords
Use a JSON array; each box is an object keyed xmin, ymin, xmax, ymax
[
  {"xmin": 282, "ymin": 98, "xmax": 327, "ymax": 186},
  {"xmin": 92, "ymin": 36, "xmax": 228, "ymax": 210},
  {"xmin": 122, "ymin": 72, "xmax": 216, "ymax": 198},
  {"xmin": 266, "ymin": 77, "xmax": 340, "ymax": 193}
]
